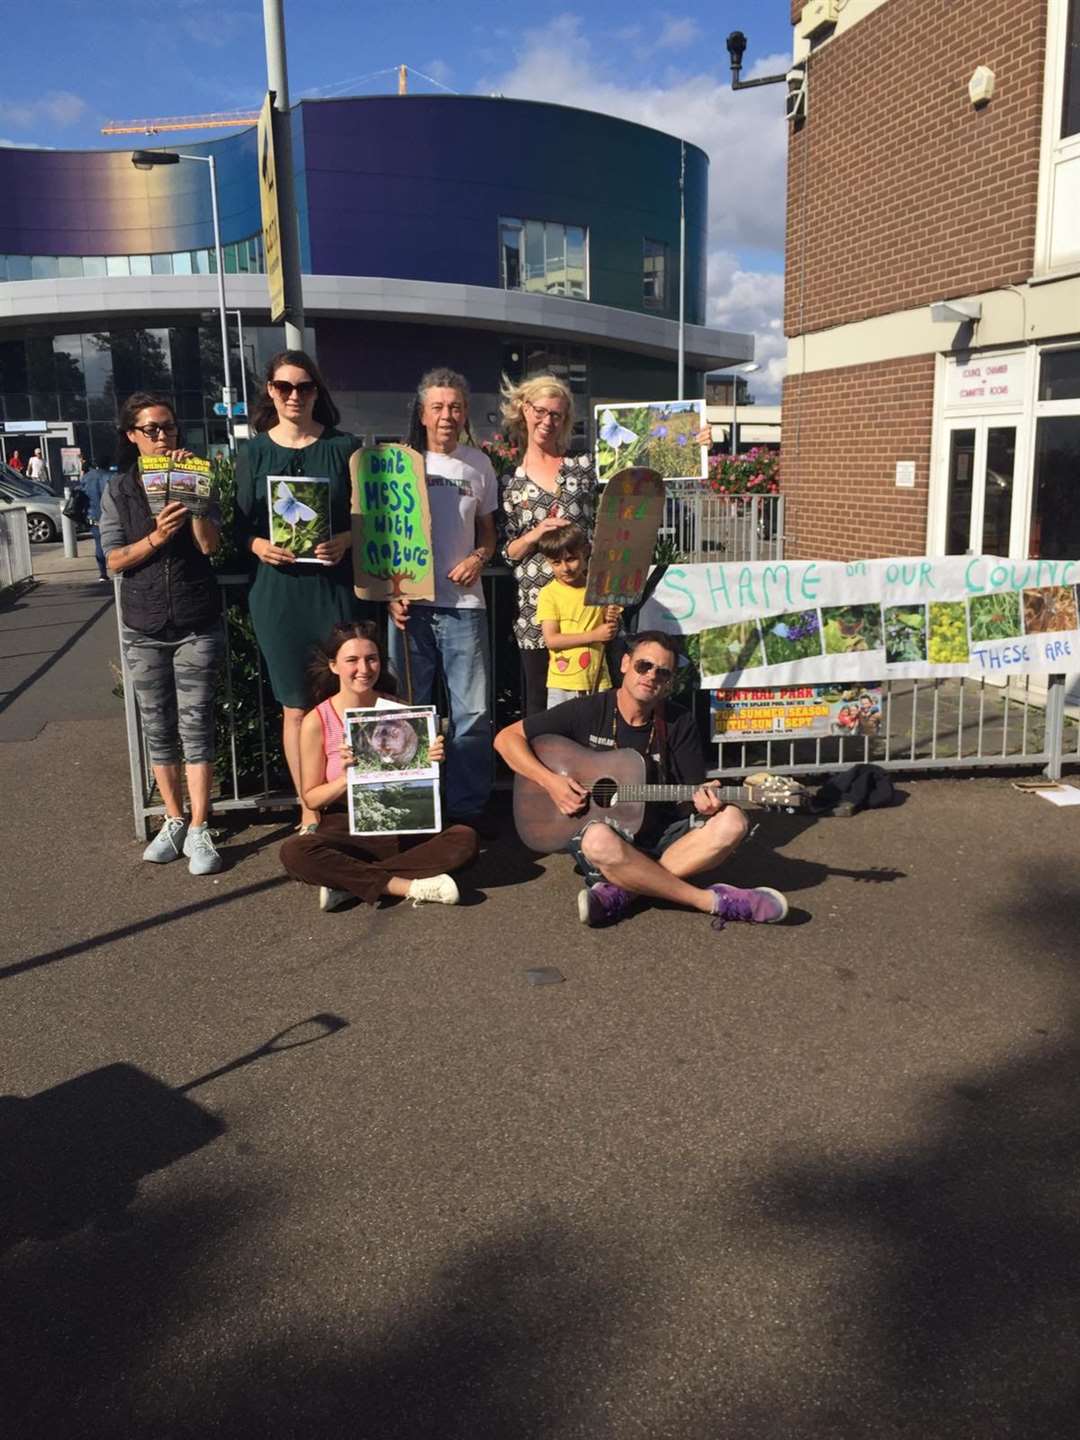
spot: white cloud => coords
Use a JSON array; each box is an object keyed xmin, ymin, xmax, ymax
[
  {"xmin": 419, "ymin": 59, "xmax": 453, "ymax": 88},
  {"xmin": 0, "ymin": 91, "xmax": 87, "ymax": 131},
  {"xmin": 488, "ymin": 15, "xmax": 790, "ymax": 396},
  {"xmin": 656, "ymin": 16, "xmax": 701, "ymax": 49},
  {"xmin": 0, "ymin": 137, "xmax": 55, "ymax": 149}
]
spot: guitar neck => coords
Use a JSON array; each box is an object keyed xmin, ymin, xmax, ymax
[{"xmin": 615, "ymin": 784, "xmax": 749, "ymax": 805}]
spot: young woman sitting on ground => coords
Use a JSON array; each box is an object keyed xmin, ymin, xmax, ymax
[{"xmin": 279, "ymin": 621, "xmax": 477, "ymax": 910}]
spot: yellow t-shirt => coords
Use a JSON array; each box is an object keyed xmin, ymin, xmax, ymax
[{"xmin": 535, "ymin": 578, "xmax": 612, "ymax": 692}]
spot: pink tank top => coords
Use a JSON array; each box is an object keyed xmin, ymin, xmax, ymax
[{"xmin": 316, "ymin": 699, "xmax": 346, "ymax": 782}]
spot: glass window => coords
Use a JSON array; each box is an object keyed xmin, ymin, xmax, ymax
[
  {"xmin": 1029, "ymin": 416, "xmax": 1080, "ymax": 557},
  {"xmin": 1040, "ymin": 346, "xmax": 1080, "ymax": 401},
  {"xmin": 193, "ymin": 249, "xmax": 211, "ymax": 275},
  {"xmin": 30, "ymin": 391, "xmax": 60, "ymax": 421},
  {"xmin": 0, "ymin": 256, "xmax": 7, "ymax": 281},
  {"xmin": 129, "ymin": 254, "xmax": 152, "ymax": 276},
  {"xmin": 6, "ymin": 255, "xmax": 32, "ymax": 281},
  {"xmin": 106, "ymin": 255, "xmax": 130, "ymax": 277},
  {"xmin": 544, "ymin": 221, "xmax": 566, "ymax": 294},
  {"xmin": 151, "ymin": 253, "xmax": 174, "ymax": 275},
  {"xmin": 82, "ymin": 335, "xmax": 113, "ymax": 398},
  {"xmin": 235, "ymin": 242, "xmax": 249, "ymax": 274},
  {"xmin": 566, "ymin": 226, "xmax": 586, "ymax": 299},
  {"xmin": 523, "ymin": 220, "xmax": 546, "ymax": 294},
  {"xmin": 499, "ymin": 219, "xmax": 522, "ymax": 290},
  {"xmin": 140, "ymin": 329, "xmax": 173, "ymax": 389},
  {"xmin": 982, "ymin": 427, "xmax": 1016, "ymax": 555},
  {"xmin": 58, "ymin": 256, "xmax": 83, "ymax": 278},
  {"xmin": 53, "ymin": 336, "xmax": 86, "ymax": 398},
  {"xmin": 82, "ymin": 256, "xmax": 107, "ymax": 277},
  {"xmin": 27, "ymin": 337, "xmax": 55, "ymax": 392},
  {"xmin": 0, "ymin": 339, "xmax": 29, "ymax": 393},
  {"xmin": 643, "ymin": 238, "xmax": 667, "ymax": 312},
  {"xmin": 1063, "ymin": 0, "xmax": 1080, "ymax": 139},
  {"xmin": 945, "ymin": 428, "xmax": 976, "ymax": 554},
  {"xmin": 32, "ymin": 256, "xmax": 59, "ymax": 280},
  {"xmin": 172, "ymin": 250, "xmax": 193, "ymax": 276}
]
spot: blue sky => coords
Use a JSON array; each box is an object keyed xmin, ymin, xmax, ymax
[{"xmin": 1, "ymin": 2, "xmax": 794, "ymax": 395}]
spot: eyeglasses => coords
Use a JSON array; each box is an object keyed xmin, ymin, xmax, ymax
[
  {"xmin": 131, "ymin": 422, "xmax": 178, "ymax": 438},
  {"xmin": 269, "ymin": 379, "xmax": 318, "ymax": 399},
  {"xmin": 631, "ymin": 657, "xmax": 674, "ymax": 683},
  {"xmin": 528, "ymin": 403, "xmax": 567, "ymax": 424}
]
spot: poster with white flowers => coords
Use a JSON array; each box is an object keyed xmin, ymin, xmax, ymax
[{"xmin": 594, "ymin": 400, "xmax": 707, "ymax": 485}]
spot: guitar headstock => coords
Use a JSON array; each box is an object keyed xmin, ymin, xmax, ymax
[{"xmin": 743, "ymin": 771, "xmax": 811, "ymax": 810}]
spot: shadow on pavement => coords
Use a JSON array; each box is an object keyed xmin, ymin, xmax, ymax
[
  {"xmin": 0, "ymin": 593, "xmax": 114, "ymax": 716},
  {"xmin": 0, "ymin": 874, "xmax": 290, "ymax": 982}
]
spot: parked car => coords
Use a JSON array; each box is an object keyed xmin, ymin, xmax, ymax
[
  {"xmin": 0, "ymin": 481, "xmax": 62, "ymax": 543},
  {"xmin": 0, "ymin": 460, "xmax": 56, "ymax": 500}
]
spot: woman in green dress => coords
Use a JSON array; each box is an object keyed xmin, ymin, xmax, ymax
[{"xmin": 234, "ymin": 349, "xmax": 369, "ymax": 828}]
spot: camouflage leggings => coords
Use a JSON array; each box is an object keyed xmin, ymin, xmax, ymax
[{"xmin": 122, "ymin": 623, "xmax": 223, "ymax": 766}]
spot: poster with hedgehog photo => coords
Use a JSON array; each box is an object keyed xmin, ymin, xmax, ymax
[{"xmin": 344, "ymin": 705, "xmax": 442, "ymax": 835}]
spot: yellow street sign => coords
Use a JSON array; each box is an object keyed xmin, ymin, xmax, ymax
[{"xmin": 258, "ymin": 93, "xmax": 286, "ymax": 323}]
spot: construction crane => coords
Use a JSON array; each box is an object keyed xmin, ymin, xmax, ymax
[{"xmin": 101, "ymin": 65, "xmax": 448, "ymax": 135}]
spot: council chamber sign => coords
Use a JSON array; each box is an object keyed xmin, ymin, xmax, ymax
[{"xmin": 638, "ymin": 555, "xmax": 1080, "ymax": 686}]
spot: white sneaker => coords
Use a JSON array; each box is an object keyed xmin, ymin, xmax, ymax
[
  {"xmin": 407, "ymin": 874, "xmax": 459, "ymax": 907},
  {"xmin": 319, "ymin": 886, "xmax": 352, "ymax": 912},
  {"xmin": 143, "ymin": 815, "xmax": 187, "ymax": 863}
]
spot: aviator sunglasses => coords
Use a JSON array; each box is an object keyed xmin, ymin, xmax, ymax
[
  {"xmin": 269, "ymin": 378, "xmax": 318, "ymax": 398},
  {"xmin": 631, "ymin": 657, "xmax": 674, "ymax": 683}
]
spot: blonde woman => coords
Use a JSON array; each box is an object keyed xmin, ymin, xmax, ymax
[{"xmin": 498, "ymin": 374, "xmax": 599, "ymax": 716}]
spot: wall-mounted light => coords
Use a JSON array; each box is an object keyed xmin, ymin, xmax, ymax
[
  {"xmin": 930, "ymin": 299, "xmax": 983, "ymax": 324},
  {"xmin": 968, "ymin": 66, "xmax": 995, "ymax": 108}
]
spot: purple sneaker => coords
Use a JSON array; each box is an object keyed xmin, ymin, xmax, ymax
[
  {"xmin": 577, "ymin": 882, "xmax": 631, "ymax": 927},
  {"xmin": 709, "ymin": 883, "xmax": 789, "ymax": 929}
]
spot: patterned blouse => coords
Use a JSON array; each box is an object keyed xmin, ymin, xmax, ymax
[{"xmin": 499, "ymin": 453, "xmax": 599, "ymax": 650}]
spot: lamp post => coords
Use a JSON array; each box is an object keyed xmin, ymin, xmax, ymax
[
  {"xmin": 727, "ymin": 362, "xmax": 761, "ymax": 456},
  {"xmin": 228, "ymin": 309, "xmax": 250, "ymax": 420},
  {"xmin": 132, "ymin": 148, "xmax": 236, "ymax": 453}
]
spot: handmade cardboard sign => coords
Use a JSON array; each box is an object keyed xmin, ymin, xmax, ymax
[
  {"xmin": 585, "ymin": 466, "xmax": 665, "ymax": 607},
  {"xmin": 350, "ymin": 443, "xmax": 435, "ymax": 603}
]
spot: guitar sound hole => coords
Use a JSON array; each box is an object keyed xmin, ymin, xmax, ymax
[{"xmin": 591, "ymin": 779, "xmax": 618, "ymax": 809}]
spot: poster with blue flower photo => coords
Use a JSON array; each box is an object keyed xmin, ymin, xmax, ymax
[{"xmin": 593, "ymin": 400, "xmax": 707, "ymax": 485}]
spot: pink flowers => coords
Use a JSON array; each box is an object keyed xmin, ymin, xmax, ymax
[{"xmin": 706, "ymin": 446, "xmax": 780, "ymax": 496}]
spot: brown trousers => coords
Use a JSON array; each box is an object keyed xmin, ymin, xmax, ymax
[{"xmin": 280, "ymin": 812, "xmax": 478, "ymax": 905}]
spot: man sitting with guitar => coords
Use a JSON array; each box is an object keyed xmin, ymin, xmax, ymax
[{"xmin": 494, "ymin": 630, "xmax": 789, "ymax": 928}]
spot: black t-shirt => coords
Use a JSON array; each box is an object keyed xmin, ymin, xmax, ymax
[{"xmin": 522, "ymin": 689, "xmax": 706, "ymax": 845}]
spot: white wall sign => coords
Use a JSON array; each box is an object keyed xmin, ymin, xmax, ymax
[
  {"xmin": 895, "ymin": 460, "xmax": 916, "ymax": 488},
  {"xmin": 944, "ymin": 352, "xmax": 1027, "ymax": 411}
]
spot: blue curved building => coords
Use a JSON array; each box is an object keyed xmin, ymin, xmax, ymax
[{"xmin": 0, "ymin": 95, "xmax": 750, "ymax": 469}]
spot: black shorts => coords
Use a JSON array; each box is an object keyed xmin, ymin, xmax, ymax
[{"xmin": 565, "ymin": 815, "xmax": 698, "ymax": 887}]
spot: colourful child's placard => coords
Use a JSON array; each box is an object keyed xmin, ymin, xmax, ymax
[
  {"xmin": 712, "ymin": 684, "xmax": 884, "ymax": 740},
  {"xmin": 350, "ymin": 444, "xmax": 434, "ymax": 603},
  {"xmin": 638, "ymin": 555, "xmax": 1080, "ymax": 684},
  {"xmin": 585, "ymin": 466, "xmax": 665, "ymax": 608}
]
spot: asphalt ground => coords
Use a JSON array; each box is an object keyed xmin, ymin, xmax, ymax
[{"xmin": 3, "ymin": 548, "xmax": 1080, "ymax": 1438}]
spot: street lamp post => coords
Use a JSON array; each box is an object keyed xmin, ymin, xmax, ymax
[
  {"xmin": 229, "ymin": 310, "xmax": 250, "ymax": 420},
  {"xmin": 132, "ymin": 148, "xmax": 236, "ymax": 453},
  {"xmin": 727, "ymin": 362, "xmax": 761, "ymax": 456}
]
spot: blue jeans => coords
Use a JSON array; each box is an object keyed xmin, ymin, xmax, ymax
[{"xmin": 389, "ymin": 606, "xmax": 491, "ymax": 816}]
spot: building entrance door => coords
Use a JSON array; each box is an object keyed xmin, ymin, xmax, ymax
[{"xmin": 942, "ymin": 419, "xmax": 1020, "ymax": 556}]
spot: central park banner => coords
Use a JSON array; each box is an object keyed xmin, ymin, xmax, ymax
[{"xmin": 637, "ymin": 555, "xmax": 1080, "ymax": 686}]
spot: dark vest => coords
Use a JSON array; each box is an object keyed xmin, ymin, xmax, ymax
[{"xmin": 114, "ymin": 466, "xmax": 220, "ymax": 635}]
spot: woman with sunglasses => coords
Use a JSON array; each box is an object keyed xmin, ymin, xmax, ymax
[
  {"xmin": 99, "ymin": 392, "xmax": 224, "ymax": 874},
  {"xmin": 498, "ymin": 374, "xmax": 599, "ymax": 716},
  {"xmin": 235, "ymin": 350, "xmax": 371, "ymax": 830}
]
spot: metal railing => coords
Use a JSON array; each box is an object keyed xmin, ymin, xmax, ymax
[
  {"xmin": 0, "ymin": 508, "xmax": 33, "ymax": 593},
  {"xmin": 660, "ymin": 486, "xmax": 784, "ymax": 563},
  {"xmin": 710, "ymin": 673, "xmax": 1072, "ymax": 781}
]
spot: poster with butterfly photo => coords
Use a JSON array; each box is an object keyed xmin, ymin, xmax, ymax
[
  {"xmin": 344, "ymin": 705, "xmax": 442, "ymax": 836},
  {"xmin": 267, "ymin": 475, "xmax": 332, "ymax": 562}
]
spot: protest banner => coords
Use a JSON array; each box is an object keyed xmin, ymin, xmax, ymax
[
  {"xmin": 637, "ymin": 555, "xmax": 1080, "ymax": 684},
  {"xmin": 350, "ymin": 444, "xmax": 434, "ymax": 604},
  {"xmin": 585, "ymin": 466, "xmax": 664, "ymax": 608},
  {"xmin": 711, "ymin": 684, "xmax": 884, "ymax": 740}
]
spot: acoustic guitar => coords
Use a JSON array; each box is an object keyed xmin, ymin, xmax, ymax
[{"xmin": 513, "ymin": 734, "xmax": 809, "ymax": 853}]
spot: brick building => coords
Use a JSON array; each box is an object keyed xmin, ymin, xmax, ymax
[{"xmin": 782, "ymin": 0, "xmax": 1079, "ymax": 564}]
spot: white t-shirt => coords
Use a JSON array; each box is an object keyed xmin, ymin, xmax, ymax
[
  {"xmin": 26, "ymin": 456, "xmax": 46, "ymax": 480},
  {"xmin": 416, "ymin": 444, "xmax": 497, "ymax": 610}
]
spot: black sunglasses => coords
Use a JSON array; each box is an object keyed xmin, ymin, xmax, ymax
[
  {"xmin": 631, "ymin": 657, "xmax": 674, "ymax": 683},
  {"xmin": 269, "ymin": 379, "xmax": 317, "ymax": 398},
  {"xmin": 131, "ymin": 422, "xmax": 178, "ymax": 438}
]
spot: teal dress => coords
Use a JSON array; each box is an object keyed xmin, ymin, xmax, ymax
[{"xmin": 235, "ymin": 429, "xmax": 372, "ymax": 708}]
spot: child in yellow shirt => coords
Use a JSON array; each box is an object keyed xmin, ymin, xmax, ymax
[{"xmin": 534, "ymin": 525, "xmax": 618, "ymax": 707}]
